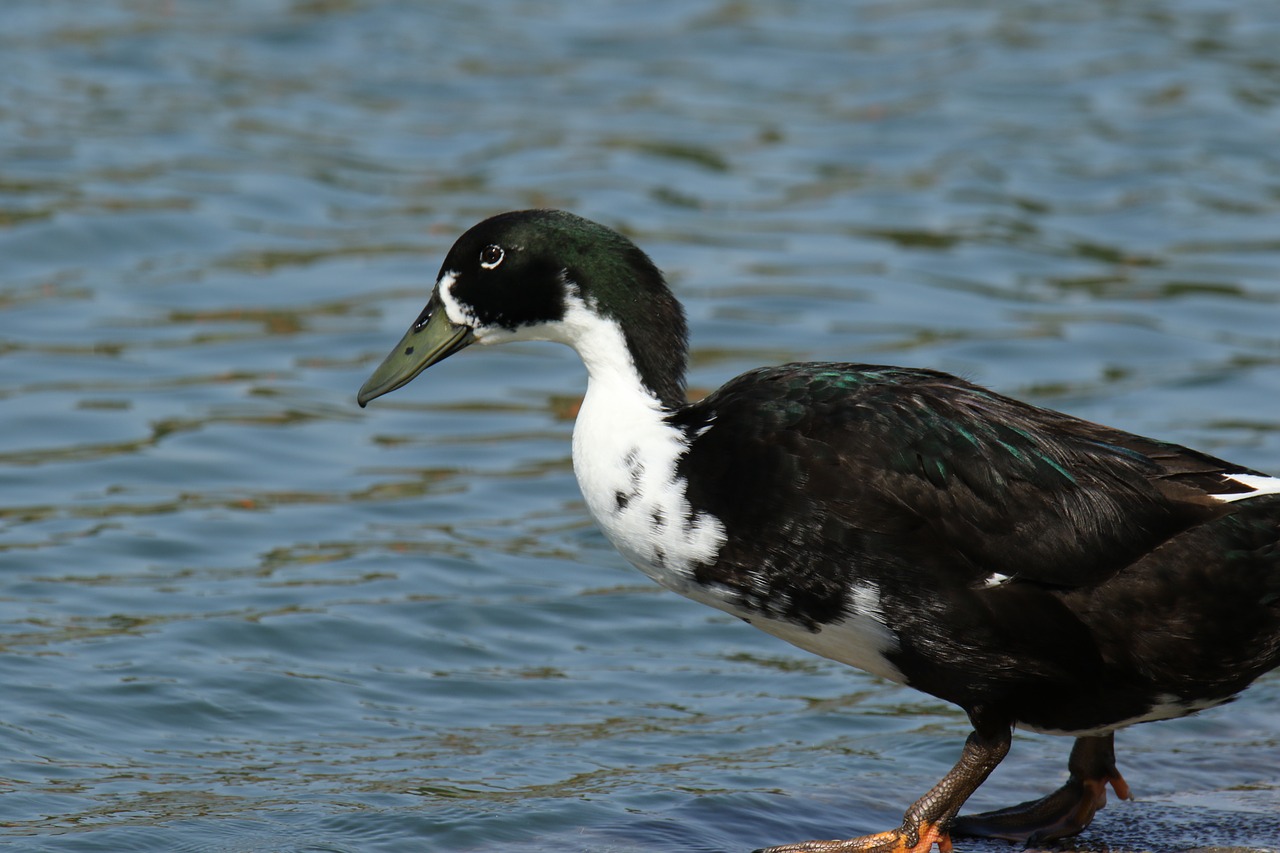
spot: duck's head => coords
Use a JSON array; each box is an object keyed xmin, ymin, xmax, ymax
[{"xmin": 357, "ymin": 209, "xmax": 688, "ymax": 409}]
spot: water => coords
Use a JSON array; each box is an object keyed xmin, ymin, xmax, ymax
[{"xmin": 2, "ymin": 1, "xmax": 1279, "ymax": 851}]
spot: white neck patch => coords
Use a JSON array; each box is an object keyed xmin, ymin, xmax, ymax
[
  {"xmin": 475, "ymin": 289, "xmax": 728, "ymax": 595},
  {"xmin": 567, "ymin": 298, "xmax": 725, "ymax": 594}
]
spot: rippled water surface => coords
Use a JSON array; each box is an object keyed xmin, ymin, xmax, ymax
[{"xmin": 2, "ymin": 2, "xmax": 1279, "ymax": 851}]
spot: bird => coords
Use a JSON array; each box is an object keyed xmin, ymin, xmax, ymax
[{"xmin": 357, "ymin": 209, "xmax": 1280, "ymax": 853}]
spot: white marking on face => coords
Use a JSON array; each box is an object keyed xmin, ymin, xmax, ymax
[
  {"xmin": 435, "ymin": 271, "xmax": 478, "ymax": 328},
  {"xmin": 982, "ymin": 572, "xmax": 1012, "ymax": 588},
  {"xmin": 1210, "ymin": 473, "xmax": 1280, "ymax": 503}
]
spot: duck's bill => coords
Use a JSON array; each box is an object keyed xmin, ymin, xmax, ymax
[{"xmin": 357, "ymin": 298, "xmax": 475, "ymax": 407}]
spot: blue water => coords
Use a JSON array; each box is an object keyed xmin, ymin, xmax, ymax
[{"xmin": 2, "ymin": 2, "xmax": 1279, "ymax": 851}]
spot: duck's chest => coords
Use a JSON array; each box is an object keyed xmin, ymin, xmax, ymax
[
  {"xmin": 570, "ymin": 386, "xmax": 726, "ymax": 597},
  {"xmin": 568, "ymin": 380, "xmax": 908, "ymax": 685}
]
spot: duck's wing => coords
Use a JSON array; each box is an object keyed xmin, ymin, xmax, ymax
[{"xmin": 671, "ymin": 363, "xmax": 1261, "ymax": 600}]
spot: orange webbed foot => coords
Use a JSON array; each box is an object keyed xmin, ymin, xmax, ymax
[{"xmin": 754, "ymin": 822, "xmax": 951, "ymax": 853}]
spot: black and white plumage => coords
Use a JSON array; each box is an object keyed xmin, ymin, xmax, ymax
[{"xmin": 357, "ymin": 209, "xmax": 1280, "ymax": 853}]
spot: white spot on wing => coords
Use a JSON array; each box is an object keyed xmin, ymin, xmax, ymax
[
  {"xmin": 1210, "ymin": 473, "xmax": 1280, "ymax": 503},
  {"xmin": 982, "ymin": 572, "xmax": 1012, "ymax": 588}
]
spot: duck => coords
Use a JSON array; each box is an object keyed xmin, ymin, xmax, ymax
[{"xmin": 357, "ymin": 209, "xmax": 1280, "ymax": 853}]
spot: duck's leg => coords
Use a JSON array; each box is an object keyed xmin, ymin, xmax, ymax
[
  {"xmin": 754, "ymin": 720, "xmax": 1012, "ymax": 853},
  {"xmin": 950, "ymin": 733, "xmax": 1131, "ymax": 843}
]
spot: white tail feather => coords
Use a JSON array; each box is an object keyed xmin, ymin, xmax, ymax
[{"xmin": 1211, "ymin": 473, "xmax": 1280, "ymax": 503}]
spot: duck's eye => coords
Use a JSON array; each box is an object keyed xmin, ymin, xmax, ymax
[{"xmin": 479, "ymin": 244, "xmax": 505, "ymax": 270}]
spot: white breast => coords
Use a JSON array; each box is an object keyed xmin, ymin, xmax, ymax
[
  {"xmin": 505, "ymin": 291, "xmax": 726, "ymax": 596},
  {"xmin": 571, "ymin": 361, "xmax": 726, "ymax": 596}
]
